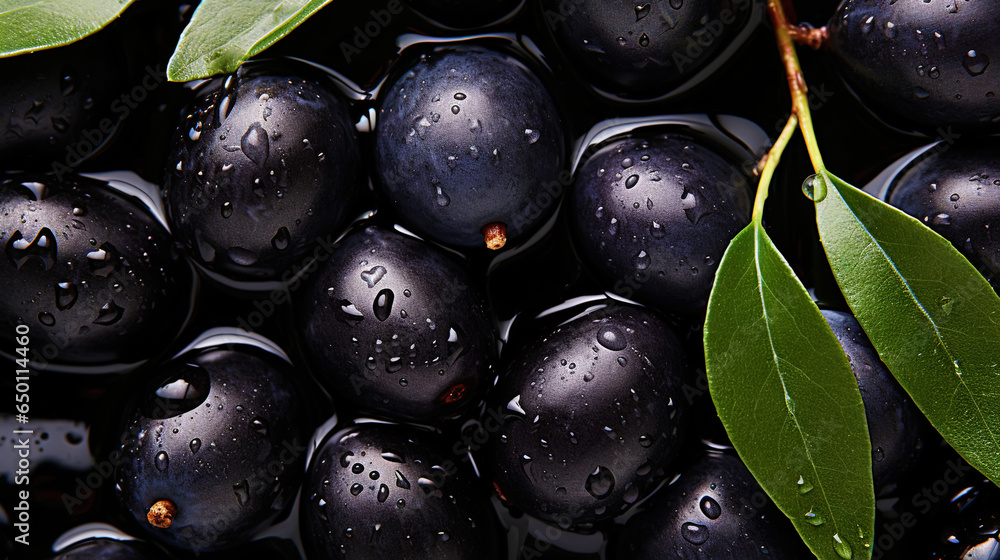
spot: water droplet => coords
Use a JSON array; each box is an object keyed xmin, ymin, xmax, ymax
[
  {"xmin": 669, "ymin": 0, "xmax": 682, "ymax": 8},
  {"xmin": 221, "ymin": 201, "xmax": 233, "ymax": 218},
  {"xmin": 352, "ymin": 463, "xmax": 365, "ymax": 474},
  {"xmin": 700, "ymin": 496, "xmax": 721, "ymax": 519},
  {"xmin": 94, "ymin": 299, "xmax": 124, "ymax": 325},
  {"xmin": 634, "ymin": 250, "xmax": 651, "ymax": 270},
  {"xmin": 914, "ymin": 87, "xmax": 930, "ymax": 99},
  {"xmin": 965, "ymin": 50, "xmax": 990, "ymax": 75},
  {"xmin": 801, "ymin": 174, "xmax": 827, "ymax": 202},
  {"xmin": 681, "ymin": 522, "xmax": 709, "ymax": 545},
  {"xmin": 797, "ymin": 475, "xmax": 814, "ymax": 494},
  {"xmin": 396, "ymin": 499, "xmax": 405, "ymax": 508},
  {"xmin": 233, "ymin": 480, "xmax": 250, "ymax": 506},
  {"xmin": 351, "ymin": 483, "xmax": 364, "ymax": 496},
  {"xmin": 271, "ymin": 226, "xmax": 291, "ymax": 251},
  {"xmin": 454, "ymin": 92, "xmax": 467, "ymax": 100},
  {"xmin": 623, "ymin": 485, "xmax": 640, "ymax": 504},
  {"xmin": 638, "ymin": 434, "xmax": 653, "ymax": 447},
  {"xmin": 933, "ymin": 31, "xmax": 946, "ymax": 50},
  {"xmin": 525, "ymin": 129, "xmax": 540, "ymax": 144},
  {"xmin": 638, "ymin": 33, "xmax": 650, "ymax": 47},
  {"xmin": 37, "ymin": 311, "xmax": 55, "ymax": 326},
  {"xmin": 395, "ymin": 470, "xmax": 410, "ymax": 489},
  {"xmin": 832, "ymin": 533, "xmax": 853, "ymax": 559},
  {"xmin": 60, "ymin": 69, "xmax": 77, "ymax": 95},
  {"xmin": 583, "ymin": 373, "xmax": 594, "ymax": 382},
  {"xmin": 928, "ymin": 66, "xmax": 940, "ymax": 79},
  {"xmin": 6, "ymin": 228, "xmax": 58, "ymax": 270},
  {"xmin": 252, "ymin": 418, "xmax": 268, "ymax": 435},
  {"xmin": 883, "ymin": 21, "xmax": 896, "ymax": 38},
  {"xmin": 507, "ymin": 394, "xmax": 526, "ymax": 415},
  {"xmin": 379, "ymin": 451, "xmax": 405, "ymax": 464},
  {"xmin": 617, "ymin": 356, "xmax": 628, "ymax": 367},
  {"xmin": 874, "ymin": 446, "xmax": 885, "ymax": 462},
  {"xmin": 617, "ymin": 36, "xmax": 627, "ymax": 46},
  {"xmin": 860, "ymin": 15, "xmax": 873, "ymax": 34},
  {"xmin": 373, "ymin": 288, "xmax": 394, "ymax": 321},
  {"xmin": 51, "ymin": 117, "xmax": 69, "ymax": 133},
  {"xmin": 650, "ymin": 221, "xmax": 666, "ymax": 239},
  {"xmin": 450, "ymin": 105, "xmax": 460, "ymax": 115},
  {"xmin": 241, "ymin": 122, "xmax": 269, "ymax": 166},
  {"xmin": 625, "ymin": 174, "xmax": 640, "ymax": 189},
  {"xmin": 155, "ymin": 451, "xmax": 169, "ymax": 472},
  {"xmin": 621, "ymin": 157, "xmax": 634, "ymax": 169},
  {"xmin": 227, "ymin": 246, "xmax": 258, "ymax": 266},
  {"xmin": 933, "ymin": 213, "xmax": 951, "ymax": 225},
  {"xmin": 339, "ymin": 301, "xmax": 364, "ymax": 324},
  {"xmin": 377, "ymin": 483, "xmax": 389, "ymax": 502},
  {"xmin": 436, "ymin": 186, "xmax": 450, "ymax": 207},
  {"xmin": 585, "ymin": 466, "xmax": 615, "ymax": 498},
  {"xmin": 679, "ymin": 187, "xmax": 715, "ymax": 224},
  {"xmin": 950, "ymin": 193, "xmax": 960, "ymax": 202},
  {"xmin": 142, "ymin": 365, "xmax": 210, "ymax": 419},
  {"xmin": 361, "ymin": 266, "xmax": 387, "ymax": 288},
  {"xmin": 336, "ymin": 452, "xmax": 353, "ymax": 468},
  {"xmin": 417, "ymin": 477, "xmax": 438, "ymax": 493},
  {"xmin": 805, "ymin": 509, "xmax": 825, "ymax": 526},
  {"xmin": 635, "ymin": 3, "xmax": 651, "ymax": 20},
  {"xmin": 596, "ymin": 326, "xmax": 627, "ymax": 351},
  {"xmin": 190, "ymin": 438, "xmax": 201, "ymax": 454}
]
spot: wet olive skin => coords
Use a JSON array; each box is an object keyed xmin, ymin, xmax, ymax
[
  {"xmin": 293, "ymin": 225, "xmax": 496, "ymax": 422},
  {"xmin": 616, "ymin": 451, "xmax": 810, "ymax": 558},
  {"xmin": 0, "ymin": 173, "xmax": 193, "ymax": 371},
  {"xmin": 162, "ymin": 59, "xmax": 362, "ymax": 281},
  {"xmin": 570, "ymin": 133, "xmax": 753, "ymax": 316},
  {"xmin": 828, "ymin": 0, "xmax": 1000, "ymax": 131},
  {"xmin": 823, "ymin": 310, "xmax": 922, "ymax": 490},
  {"xmin": 374, "ymin": 45, "xmax": 565, "ymax": 249},
  {"xmin": 0, "ymin": 32, "xmax": 127, "ymax": 171},
  {"xmin": 114, "ymin": 344, "xmax": 308, "ymax": 552},
  {"xmin": 540, "ymin": 0, "xmax": 755, "ymax": 98},
  {"xmin": 888, "ymin": 138, "xmax": 1000, "ymax": 287},
  {"xmin": 484, "ymin": 303, "xmax": 689, "ymax": 530},
  {"xmin": 47, "ymin": 538, "xmax": 166, "ymax": 560},
  {"xmin": 300, "ymin": 422, "xmax": 501, "ymax": 560}
]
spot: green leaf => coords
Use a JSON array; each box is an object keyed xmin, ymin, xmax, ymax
[
  {"xmin": 815, "ymin": 171, "xmax": 1000, "ymax": 484},
  {"xmin": 705, "ymin": 221, "xmax": 875, "ymax": 560},
  {"xmin": 166, "ymin": 0, "xmax": 333, "ymax": 82},
  {"xmin": 0, "ymin": 0, "xmax": 138, "ymax": 57}
]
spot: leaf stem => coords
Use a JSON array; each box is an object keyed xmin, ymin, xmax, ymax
[
  {"xmin": 768, "ymin": 0, "xmax": 826, "ymax": 174},
  {"xmin": 753, "ymin": 114, "xmax": 799, "ymax": 224}
]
